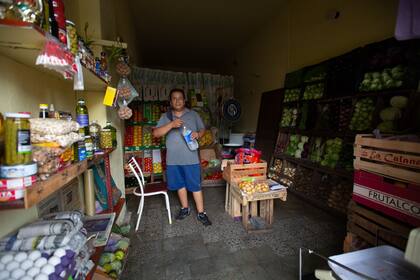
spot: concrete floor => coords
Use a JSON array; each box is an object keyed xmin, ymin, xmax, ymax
[{"xmin": 121, "ymin": 187, "xmax": 346, "ymax": 280}]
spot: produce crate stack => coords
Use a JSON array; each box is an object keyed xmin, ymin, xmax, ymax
[
  {"xmin": 344, "ymin": 134, "xmax": 420, "ymax": 251},
  {"xmin": 271, "ymin": 37, "xmax": 420, "ymax": 216},
  {"xmin": 124, "ymin": 101, "xmax": 168, "ymax": 192}
]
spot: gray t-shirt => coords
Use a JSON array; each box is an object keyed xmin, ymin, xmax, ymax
[{"xmin": 157, "ymin": 108, "xmax": 205, "ymax": 165}]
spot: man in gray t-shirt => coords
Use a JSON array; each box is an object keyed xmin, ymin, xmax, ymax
[{"xmin": 153, "ymin": 89, "xmax": 212, "ymax": 226}]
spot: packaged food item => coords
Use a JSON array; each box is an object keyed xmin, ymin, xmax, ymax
[
  {"xmin": 4, "ymin": 113, "xmax": 32, "ymax": 165},
  {"xmin": 76, "ymin": 98, "xmax": 89, "ymax": 136},
  {"xmin": 30, "ymin": 118, "xmax": 79, "ymax": 136},
  {"xmin": 39, "ymin": 104, "xmax": 49, "ymax": 119},
  {"xmin": 66, "ymin": 20, "xmax": 78, "ymax": 55},
  {"xmin": 234, "ymin": 148, "xmax": 261, "ymax": 164},
  {"xmin": 104, "ymin": 122, "xmax": 117, "ymax": 148},
  {"xmin": 31, "ymin": 132, "xmax": 83, "ymax": 147},
  {"xmin": 32, "ymin": 145, "xmax": 65, "ymax": 165},
  {"xmin": 100, "ymin": 129, "xmax": 113, "ymax": 149},
  {"xmin": 0, "ymin": 163, "xmax": 37, "ymax": 178},
  {"xmin": 89, "ymin": 120, "xmax": 101, "ymax": 153},
  {"xmin": 85, "ymin": 136, "xmax": 93, "ymax": 159}
]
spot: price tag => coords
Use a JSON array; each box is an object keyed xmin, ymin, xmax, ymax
[{"xmin": 103, "ymin": 86, "xmax": 117, "ymax": 106}]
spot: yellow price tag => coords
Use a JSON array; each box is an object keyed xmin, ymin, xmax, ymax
[{"xmin": 103, "ymin": 86, "xmax": 117, "ymax": 106}]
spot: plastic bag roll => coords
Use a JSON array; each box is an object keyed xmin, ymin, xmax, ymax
[{"xmin": 84, "ymin": 169, "xmax": 96, "ymax": 216}]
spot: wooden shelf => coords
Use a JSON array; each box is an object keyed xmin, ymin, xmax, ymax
[
  {"xmin": 0, "ymin": 19, "xmax": 107, "ymax": 91},
  {"xmin": 127, "ymin": 121, "xmax": 158, "ymax": 126},
  {"xmin": 86, "ymin": 198, "xmax": 126, "ymax": 280},
  {"xmin": 0, "ymin": 160, "xmax": 88, "ymax": 210},
  {"xmin": 274, "ymin": 153, "xmax": 353, "ymax": 179}
]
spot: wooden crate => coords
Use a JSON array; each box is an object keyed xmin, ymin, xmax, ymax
[
  {"xmin": 222, "ymin": 161, "xmax": 267, "ymax": 184},
  {"xmin": 347, "ymin": 200, "xmax": 413, "ymax": 250},
  {"xmin": 342, "ymin": 232, "xmax": 370, "ymax": 253},
  {"xmin": 228, "ymin": 181, "xmax": 287, "ymax": 233},
  {"xmin": 354, "ymin": 134, "xmax": 420, "ymax": 184}
]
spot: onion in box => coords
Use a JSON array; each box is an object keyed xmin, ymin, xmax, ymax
[
  {"xmin": 27, "ymin": 267, "xmax": 40, "ymax": 277},
  {"xmin": 28, "ymin": 250, "xmax": 41, "ymax": 261},
  {"xmin": 6, "ymin": 260, "xmax": 19, "ymax": 271},
  {"xmin": 20, "ymin": 259, "xmax": 34, "ymax": 270},
  {"xmin": 0, "ymin": 271, "xmax": 10, "ymax": 280},
  {"xmin": 34, "ymin": 257, "xmax": 48, "ymax": 268},
  {"xmin": 1, "ymin": 253, "xmax": 14, "ymax": 265},
  {"xmin": 11, "ymin": 268, "xmax": 25, "ymax": 279},
  {"xmin": 14, "ymin": 252, "xmax": 27, "ymax": 263},
  {"xmin": 34, "ymin": 274, "xmax": 49, "ymax": 280}
]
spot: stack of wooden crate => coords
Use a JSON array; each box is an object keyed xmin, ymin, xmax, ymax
[{"xmin": 345, "ymin": 134, "xmax": 420, "ymax": 251}]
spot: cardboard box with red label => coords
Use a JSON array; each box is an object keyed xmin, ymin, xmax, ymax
[{"xmin": 353, "ymin": 170, "xmax": 420, "ymax": 226}]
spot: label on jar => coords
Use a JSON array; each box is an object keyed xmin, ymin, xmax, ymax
[
  {"xmin": 76, "ymin": 114, "xmax": 89, "ymax": 127},
  {"xmin": 17, "ymin": 129, "xmax": 31, "ymax": 154}
]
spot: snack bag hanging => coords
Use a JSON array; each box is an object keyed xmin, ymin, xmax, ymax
[{"xmin": 116, "ymin": 76, "xmax": 138, "ymax": 106}]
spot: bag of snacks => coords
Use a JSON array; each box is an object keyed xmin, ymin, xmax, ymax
[
  {"xmin": 234, "ymin": 148, "xmax": 262, "ymax": 164},
  {"xmin": 30, "ymin": 118, "xmax": 79, "ymax": 136}
]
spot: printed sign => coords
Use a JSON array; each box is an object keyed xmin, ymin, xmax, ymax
[
  {"xmin": 358, "ymin": 148, "xmax": 420, "ymax": 169},
  {"xmin": 353, "ymin": 183, "xmax": 420, "ymax": 218}
]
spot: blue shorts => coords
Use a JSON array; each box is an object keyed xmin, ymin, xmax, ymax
[{"xmin": 166, "ymin": 164, "xmax": 201, "ymax": 192}]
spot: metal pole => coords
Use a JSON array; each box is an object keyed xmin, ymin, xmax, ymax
[{"xmin": 299, "ymin": 247, "xmax": 302, "ymax": 280}]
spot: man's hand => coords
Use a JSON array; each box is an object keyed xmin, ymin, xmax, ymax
[
  {"xmin": 171, "ymin": 119, "xmax": 183, "ymax": 128},
  {"xmin": 191, "ymin": 131, "xmax": 199, "ymax": 140}
]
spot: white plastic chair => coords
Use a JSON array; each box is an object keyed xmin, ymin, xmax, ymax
[{"xmin": 128, "ymin": 157, "xmax": 172, "ymax": 231}]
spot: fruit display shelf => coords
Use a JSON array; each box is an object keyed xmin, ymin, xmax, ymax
[
  {"xmin": 274, "ymin": 153, "xmax": 352, "ymax": 179},
  {"xmin": 126, "ymin": 121, "xmax": 158, "ymax": 126},
  {"xmin": 124, "ymin": 145, "xmax": 165, "ymax": 152}
]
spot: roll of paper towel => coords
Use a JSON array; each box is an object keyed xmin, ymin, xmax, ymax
[{"xmin": 84, "ymin": 169, "xmax": 96, "ymax": 216}]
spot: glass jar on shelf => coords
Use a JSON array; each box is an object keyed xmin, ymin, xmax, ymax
[{"xmin": 4, "ymin": 113, "xmax": 32, "ymax": 165}]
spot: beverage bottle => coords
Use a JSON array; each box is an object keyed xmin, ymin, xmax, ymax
[
  {"xmin": 104, "ymin": 121, "xmax": 117, "ymax": 148},
  {"xmin": 39, "ymin": 104, "xmax": 49, "ymax": 119},
  {"xmin": 76, "ymin": 98, "xmax": 89, "ymax": 136},
  {"xmin": 181, "ymin": 126, "xmax": 198, "ymax": 151}
]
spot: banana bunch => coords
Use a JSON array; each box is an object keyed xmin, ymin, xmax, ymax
[{"xmin": 199, "ymin": 131, "xmax": 213, "ymax": 147}]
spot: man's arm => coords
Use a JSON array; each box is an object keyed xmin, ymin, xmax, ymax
[{"xmin": 153, "ymin": 118, "xmax": 183, "ymax": 138}]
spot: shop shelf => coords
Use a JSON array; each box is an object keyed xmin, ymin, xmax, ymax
[
  {"xmin": 127, "ymin": 121, "xmax": 158, "ymax": 126},
  {"xmin": 0, "ymin": 160, "xmax": 88, "ymax": 210},
  {"xmin": 0, "ymin": 19, "xmax": 107, "ymax": 92},
  {"xmin": 274, "ymin": 153, "xmax": 353, "ymax": 179},
  {"xmin": 124, "ymin": 145, "xmax": 164, "ymax": 151}
]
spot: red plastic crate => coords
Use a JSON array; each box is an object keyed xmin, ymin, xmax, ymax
[{"xmin": 353, "ymin": 169, "xmax": 420, "ymax": 226}]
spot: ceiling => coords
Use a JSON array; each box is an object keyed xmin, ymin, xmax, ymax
[{"xmin": 128, "ymin": 0, "xmax": 286, "ymax": 71}]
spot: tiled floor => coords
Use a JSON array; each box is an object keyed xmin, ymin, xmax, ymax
[{"xmin": 121, "ymin": 187, "xmax": 346, "ymax": 279}]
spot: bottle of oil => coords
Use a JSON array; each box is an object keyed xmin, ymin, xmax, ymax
[{"xmin": 76, "ymin": 98, "xmax": 89, "ymax": 136}]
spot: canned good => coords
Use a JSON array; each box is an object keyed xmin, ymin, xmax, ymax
[{"xmin": 4, "ymin": 113, "xmax": 32, "ymax": 165}]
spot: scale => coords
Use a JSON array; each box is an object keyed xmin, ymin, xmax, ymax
[
  {"xmin": 301, "ymin": 228, "xmax": 420, "ymax": 280},
  {"xmin": 219, "ymin": 98, "xmax": 242, "ymax": 159}
]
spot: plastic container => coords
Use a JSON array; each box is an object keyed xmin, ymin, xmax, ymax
[
  {"xmin": 100, "ymin": 129, "xmax": 113, "ymax": 149},
  {"xmin": 4, "ymin": 113, "xmax": 32, "ymax": 165},
  {"xmin": 181, "ymin": 126, "xmax": 198, "ymax": 151}
]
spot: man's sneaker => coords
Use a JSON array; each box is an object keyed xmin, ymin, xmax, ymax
[
  {"xmin": 197, "ymin": 212, "xmax": 212, "ymax": 226},
  {"xmin": 175, "ymin": 207, "xmax": 190, "ymax": 220}
]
